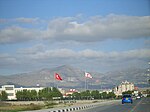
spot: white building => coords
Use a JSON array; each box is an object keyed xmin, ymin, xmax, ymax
[
  {"xmin": 0, "ymin": 85, "xmax": 44, "ymax": 100},
  {"xmin": 113, "ymin": 81, "xmax": 134, "ymax": 96}
]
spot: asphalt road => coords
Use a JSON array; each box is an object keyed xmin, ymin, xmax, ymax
[{"xmin": 75, "ymin": 98, "xmax": 150, "ymax": 112}]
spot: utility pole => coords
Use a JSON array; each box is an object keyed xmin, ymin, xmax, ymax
[{"xmin": 147, "ymin": 62, "xmax": 150, "ymax": 84}]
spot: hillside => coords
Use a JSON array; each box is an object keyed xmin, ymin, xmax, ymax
[{"xmin": 0, "ymin": 65, "xmax": 149, "ymax": 89}]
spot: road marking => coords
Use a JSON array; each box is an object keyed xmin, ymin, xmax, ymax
[{"xmin": 129, "ymin": 99, "xmax": 143, "ymax": 112}]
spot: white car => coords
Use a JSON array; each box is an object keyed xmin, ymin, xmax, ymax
[{"xmin": 136, "ymin": 96, "xmax": 141, "ymax": 99}]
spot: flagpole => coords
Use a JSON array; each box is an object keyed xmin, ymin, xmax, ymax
[
  {"xmin": 85, "ymin": 72, "xmax": 92, "ymax": 91},
  {"xmin": 87, "ymin": 78, "xmax": 88, "ymax": 90},
  {"xmin": 53, "ymin": 72, "xmax": 55, "ymax": 88},
  {"xmin": 85, "ymin": 71, "xmax": 87, "ymax": 91},
  {"xmin": 85, "ymin": 76, "xmax": 86, "ymax": 91}
]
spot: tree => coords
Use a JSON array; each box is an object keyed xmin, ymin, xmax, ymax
[
  {"xmin": 101, "ymin": 92, "xmax": 108, "ymax": 99},
  {"xmin": 107, "ymin": 92, "xmax": 116, "ymax": 99},
  {"xmin": 52, "ymin": 87, "xmax": 63, "ymax": 98},
  {"xmin": 91, "ymin": 90, "xmax": 100, "ymax": 99},
  {"xmin": 72, "ymin": 92, "xmax": 81, "ymax": 100},
  {"xmin": 38, "ymin": 87, "xmax": 52, "ymax": 100},
  {"xmin": 30, "ymin": 90, "xmax": 38, "ymax": 100},
  {"xmin": 80, "ymin": 90, "xmax": 91, "ymax": 100},
  {"xmin": 16, "ymin": 89, "xmax": 38, "ymax": 101},
  {"xmin": 0, "ymin": 91, "xmax": 8, "ymax": 101},
  {"xmin": 38, "ymin": 87, "xmax": 63, "ymax": 100},
  {"xmin": 16, "ymin": 91, "xmax": 22, "ymax": 100},
  {"xmin": 122, "ymin": 90, "xmax": 133, "ymax": 95}
]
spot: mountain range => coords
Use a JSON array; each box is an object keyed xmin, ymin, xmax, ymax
[{"xmin": 0, "ymin": 65, "xmax": 149, "ymax": 89}]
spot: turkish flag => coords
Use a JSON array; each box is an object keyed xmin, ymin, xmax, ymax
[{"xmin": 55, "ymin": 73, "xmax": 62, "ymax": 80}]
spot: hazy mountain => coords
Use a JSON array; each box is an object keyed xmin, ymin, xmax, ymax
[
  {"xmin": 0, "ymin": 65, "xmax": 149, "ymax": 89},
  {"xmin": 101, "ymin": 67, "xmax": 149, "ymax": 88}
]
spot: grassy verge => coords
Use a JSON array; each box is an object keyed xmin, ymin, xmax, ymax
[{"xmin": 0, "ymin": 102, "xmax": 43, "ymax": 112}]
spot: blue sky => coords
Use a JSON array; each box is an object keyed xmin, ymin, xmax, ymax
[{"xmin": 0, "ymin": 0, "xmax": 150, "ymax": 75}]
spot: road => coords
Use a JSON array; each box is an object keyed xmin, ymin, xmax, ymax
[{"xmin": 75, "ymin": 98, "xmax": 150, "ymax": 112}]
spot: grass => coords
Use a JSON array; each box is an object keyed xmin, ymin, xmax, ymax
[
  {"xmin": 44, "ymin": 101, "xmax": 58, "ymax": 108},
  {"xmin": 0, "ymin": 100, "xmax": 83, "ymax": 111},
  {"xmin": 0, "ymin": 102, "xmax": 43, "ymax": 112}
]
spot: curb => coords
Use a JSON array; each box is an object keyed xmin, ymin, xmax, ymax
[
  {"xmin": 48, "ymin": 100, "xmax": 120, "ymax": 112},
  {"xmin": 48, "ymin": 104, "xmax": 95, "ymax": 112},
  {"xmin": 24, "ymin": 100, "xmax": 120, "ymax": 112}
]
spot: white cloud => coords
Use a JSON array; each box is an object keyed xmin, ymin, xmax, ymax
[
  {"xmin": 0, "ymin": 54, "xmax": 18, "ymax": 67},
  {"xmin": 44, "ymin": 14, "xmax": 150, "ymax": 42},
  {"xmin": 0, "ymin": 14, "xmax": 150, "ymax": 44},
  {"xmin": 18, "ymin": 44, "xmax": 45, "ymax": 54},
  {"xmin": 15, "ymin": 17, "xmax": 39, "ymax": 24},
  {"xmin": 20, "ymin": 48, "xmax": 150, "ymax": 60},
  {"xmin": 29, "ymin": 48, "xmax": 77, "ymax": 59},
  {"xmin": 0, "ymin": 48, "xmax": 149, "ymax": 73},
  {"xmin": 0, "ymin": 26, "xmax": 41, "ymax": 44}
]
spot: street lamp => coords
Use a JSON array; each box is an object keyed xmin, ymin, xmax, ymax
[{"xmin": 148, "ymin": 62, "xmax": 150, "ymax": 84}]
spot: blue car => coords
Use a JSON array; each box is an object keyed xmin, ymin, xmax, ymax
[{"xmin": 122, "ymin": 94, "xmax": 133, "ymax": 104}]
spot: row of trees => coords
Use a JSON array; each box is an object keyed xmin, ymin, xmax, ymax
[
  {"xmin": 69, "ymin": 90, "xmax": 116, "ymax": 100},
  {"xmin": 1, "ymin": 88, "xmax": 116, "ymax": 101},
  {"xmin": 16, "ymin": 87, "xmax": 62, "ymax": 101}
]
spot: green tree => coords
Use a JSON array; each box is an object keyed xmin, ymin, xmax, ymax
[
  {"xmin": 0, "ymin": 91, "xmax": 8, "ymax": 101},
  {"xmin": 72, "ymin": 92, "xmax": 81, "ymax": 100},
  {"xmin": 38, "ymin": 87, "xmax": 62, "ymax": 100},
  {"xmin": 101, "ymin": 92, "xmax": 107, "ymax": 99},
  {"xmin": 52, "ymin": 87, "xmax": 62, "ymax": 98},
  {"xmin": 16, "ymin": 89, "xmax": 38, "ymax": 101},
  {"xmin": 16, "ymin": 91, "xmax": 22, "ymax": 100},
  {"xmin": 80, "ymin": 90, "xmax": 91, "ymax": 100},
  {"xmin": 122, "ymin": 90, "xmax": 133, "ymax": 95},
  {"xmin": 30, "ymin": 90, "xmax": 38, "ymax": 100},
  {"xmin": 91, "ymin": 90, "xmax": 100, "ymax": 99},
  {"xmin": 38, "ymin": 87, "xmax": 52, "ymax": 100},
  {"xmin": 16, "ymin": 87, "xmax": 63, "ymax": 101},
  {"xmin": 107, "ymin": 92, "xmax": 116, "ymax": 99}
]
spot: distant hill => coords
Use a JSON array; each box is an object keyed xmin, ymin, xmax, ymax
[
  {"xmin": 0, "ymin": 65, "xmax": 149, "ymax": 89},
  {"xmin": 102, "ymin": 67, "xmax": 149, "ymax": 88}
]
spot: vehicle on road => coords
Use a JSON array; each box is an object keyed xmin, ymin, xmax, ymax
[
  {"xmin": 136, "ymin": 96, "xmax": 141, "ymax": 99},
  {"xmin": 122, "ymin": 94, "xmax": 133, "ymax": 104}
]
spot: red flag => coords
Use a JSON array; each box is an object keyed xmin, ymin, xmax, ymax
[
  {"xmin": 85, "ymin": 72, "xmax": 92, "ymax": 78},
  {"xmin": 55, "ymin": 73, "xmax": 62, "ymax": 80}
]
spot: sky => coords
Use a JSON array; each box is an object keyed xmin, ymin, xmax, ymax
[{"xmin": 0, "ymin": 0, "xmax": 150, "ymax": 75}]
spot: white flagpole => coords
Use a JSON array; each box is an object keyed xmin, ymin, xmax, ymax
[
  {"xmin": 53, "ymin": 72, "xmax": 55, "ymax": 88},
  {"xmin": 85, "ymin": 72, "xmax": 88, "ymax": 91},
  {"xmin": 85, "ymin": 72, "xmax": 86, "ymax": 91},
  {"xmin": 85, "ymin": 77, "xmax": 87, "ymax": 91},
  {"xmin": 87, "ymin": 77, "xmax": 88, "ymax": 90}
]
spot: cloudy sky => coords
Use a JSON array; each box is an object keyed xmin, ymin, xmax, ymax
[{"xmin": 0, "ymin": 0, "xmax": 150, "ymax": 75}]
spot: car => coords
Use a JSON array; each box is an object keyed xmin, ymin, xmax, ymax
[
  {"xmin": 136, "ymin": 96, "xmax": 141, "ymax": 99},
  {"xmin": 122, "ymin": 94, "xmax": 133, "ymax": 104}
]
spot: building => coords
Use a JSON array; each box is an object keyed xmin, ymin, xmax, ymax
[
  {"xmin": 0, "ymin": 85, "xmax": 69, "ymax": 100},
  {"xmin": 0, "ymin": 85, "xmax": 44, "ymax": 100},
  {"xmin": 113, "ymin": 80, "xmax": 134, "ymax": 96}
]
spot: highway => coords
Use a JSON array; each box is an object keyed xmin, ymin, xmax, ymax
[{"xmin": 75, "ymin": 98, "xmax": 150, "ymax": 112}]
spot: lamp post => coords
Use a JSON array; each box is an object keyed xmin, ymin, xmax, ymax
[{"xmin": 147, "ymin": 62, "xmax": 150, "ymax": 84}]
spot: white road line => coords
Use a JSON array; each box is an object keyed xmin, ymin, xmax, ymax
[{"xmin": 129, "ymin": 99, "xmax": 143, "ymax": 112}]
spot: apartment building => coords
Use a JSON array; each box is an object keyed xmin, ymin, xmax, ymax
[{"xmin": 113, "ymin": 80, "xmax": 134, "ymax": 96}]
